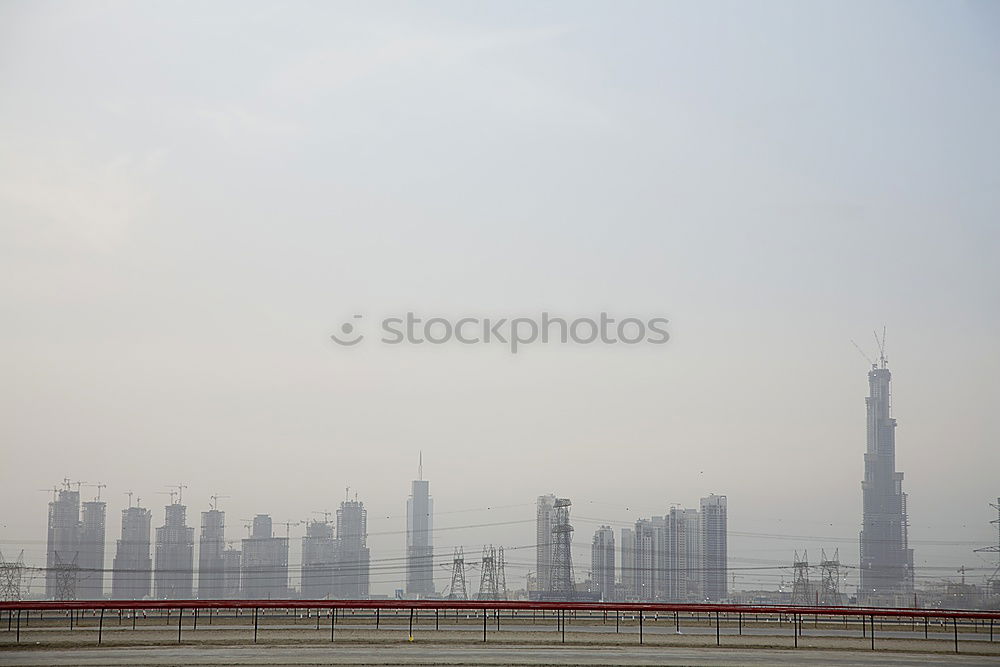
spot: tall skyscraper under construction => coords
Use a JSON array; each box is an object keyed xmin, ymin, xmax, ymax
[
  {"xmin": 334, "ymin": 498, "xmax": 370, "ymax": 599},
  {"xmin": 45, "ymin": 486, "xmax": 81, "ymax": 599},
  {"xmin": 198, "ymin": 508, "xmax": 226, "ymax": 598},
  {"xmin": 301, "ymin": 520, "xmax": 336, "ymax": 599},
  {"xmin": 859, "ymin": 349, "xmax": 914, "ymax": 603},
  {"xmin": 111, "ymin": 503, "xmax": 152, "ymax": 600},
  {"xmin": 241, "ymin": 514, "xmax": 290, "ymax": 599},
  {"xmin": 153, "ymin": 502, "xmax": 194, "ymax": 599},
  {"xmin": 78, "ymin": 499, "xmax": 107, "ymax": 599},
  {"xmin": 405, "ymin": 455, "xmax": 434, "ymax": 596},
  {"xmin": 535, "ymin": 494, "xmax": 556, "ymax": 595}
]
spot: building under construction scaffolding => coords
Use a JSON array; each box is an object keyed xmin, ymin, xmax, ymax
[
  {"xmin": 111, "ymin": 504, "xmax": 152, "ymax": 600},
  {"xmin": 45, "ymin": 487, "xmax": 81, "ymax": 600},
  {"xmin": 333, "ymin": 499, "xmax": 369, "ymax": 599},
  {"xmin": 153, "ymin": 502, "xmax": 194, "ymax": 599},
  {"xmin": 241, "ymin": 514, "xmax": 290, "ymax": 599},
  {"xmin": 301, "ymin": 519, "xmax": 336, "ymax": 599},
  {"xmin": 198, "ymin": 508, "xmax": 226, "ymax": 599},
  {"xmin": 859, "ymin": 349, "xmax": 914, "ymax": 605}
]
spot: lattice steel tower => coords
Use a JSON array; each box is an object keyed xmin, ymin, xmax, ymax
[
  {"xmin": 447, "ymin": 547, "xmax": 468, "ymax": 600},
  {"xmin": 549, "ymin": 498, "xmax": 575, "ymax": 599}
]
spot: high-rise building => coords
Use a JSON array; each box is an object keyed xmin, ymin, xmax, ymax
[
  {"xmin": 405, "ymin": 456, "xmax": 434, "ymax": 596},
  {"xmin": 633, "ymin": 518, "xmax": 657, "ymax": 601},
  {"xmin": 301, "ymin": 520, "xmax": 336, "ymax": 599},
  {"xmin": 45, "ymin": 487, "xmax": 81, "ymax": 600},
  {"xmin": 700, "ymin": 494, "xmax": 727, "ymax": 601},
  {"xmin": 153, "ymin": 502, "xmax": 194, "ymax": 599},
  {"xmin": 591, "ymin": 526, "xmax": 615, "ymax": 601},
  {"xmin": 535, "ymin": 494, "xmax": 556, "ymax": 594},
  {"xmin": 333, "ymin": 499, "xmax": 369, "ymax": 599},
  {"xmin": 198, "ymin": 509, "xmax": 226, "ymax": 599},
  {"xmin": 241, "ymin": 514, "xmax": 290, "ymax": 599},
  {"xmin": 664, "ymin": 507, "xmax": 702, "ymax": 601},
  {"xmin": 78, "ymin": 500, "xmax": 107, "ymax": 599},
  {"xmin": 619, "ymin": 527, "xmax": 635, "ymax": 601},
  {"xmin": 111, "ymin": 504, "xmax": 152, "ymax": 600},
  {"xmin": 859, "ymin": 353, "xmax": 914, "ymax": 603},
  {"xmin": 221, "ymin": 548, "xmax": 242, "ymax": 598}
]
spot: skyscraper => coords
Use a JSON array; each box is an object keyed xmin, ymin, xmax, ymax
[
  {"xmin": 633, "ymin": 518, "xmax": 656, "ymax": 601},
  {"xmin": 45, "ymin": 487, "xmax": 81, "ymax": 600},
  {"xmin": 700, "ymin": 494, "xmax": 727, "ymax": 601},
  {"xmin": 405, "ymin": 456, "xmax": 434, "ymax": 596},
  {"xmin": 535, "ymin": 494, "xmax": 556, "ymax": 595},
  {"xmin": 591, "ymin": 526, "xmax": 615, "ymax": 601},
  {"xmin": 619, "ymin": 527, "xmax": 635, "ymax": 601},
  {"xmin": 198, "ymin": 508, "xmax": 226, "ymax": 599},
  {"xmin": 333, "ymin": 498, "xmax": 369, "ymax": 599},
  {"xmin": 664, "ymin": 507, "xmax": 702, "ymax": 601},
  {"xmin": 301, "ymin": 519, "xmax": 336, "ymax": 599},
  {"xmin": 241, "ymin": 514, "xmax": 290, "ymax": 599},
  {"xmin": 111, "ymin": 504, "xmax": 152, "ymax": 600},
  {"xmin": 859, "ymin": 353, "xmax": 914, "ymax": 603},
  {"xmin": 153, "ymin": 502, "xmax": 194, "ymax": 599},
  {"xmin": 78, "ymin": 500, "xmax": 107, "ymax": 599}
]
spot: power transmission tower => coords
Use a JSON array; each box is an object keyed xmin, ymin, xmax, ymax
[
  {"xmin": 974, "ymin": 497, "xmax": 1000, "ymax": 594},
  {"xmin": 549, "ymin": 498, "xmax": 574, "ymax": 599},
  {"xmin": 0, "ymin": 549, "xmax": 25, "ymax": 601},
  {"xmin": 791, "ymin": 550, "xmax": 811, "ymax": 605},
  {"xmin": 52, "ymin": 552, "xmax": 79, "ymax": 601},
  {"xmin": 819, "ymin": 548, "xmax": 841, "ymax": 605},
  {"xmin": 478, "ymin": 545, "xmax": 500, "ymax": 600},
  {"xmin": 497, "ymin": 546, "xmax": 507, "ymax": 600},
  {"xmin": 447, "ymin": 547, "xmax": 468, "ymax": 600}
]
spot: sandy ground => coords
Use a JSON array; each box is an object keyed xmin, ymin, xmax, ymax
[{"xmin": 2, "ymin": 615, "xmax": 998, "ymax": 664}]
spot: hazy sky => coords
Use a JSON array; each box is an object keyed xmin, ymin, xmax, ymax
[{"xmin": 2, "ymin": 1, "xmax": 998, "ymax": 595}]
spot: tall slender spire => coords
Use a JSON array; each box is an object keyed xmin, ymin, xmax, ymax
[{"xmin": 419, "ymin": 451, "xmax": 423, "ymax": 481}]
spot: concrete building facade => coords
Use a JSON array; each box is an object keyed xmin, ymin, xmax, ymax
[
  {"xmin": 859, "ymin": 357, "xmax": 914, "ymax": 603},
  {"xmin": 590, "ymin": 526, "xmax": 615, "ymax": 602},
  {"xmin": 405, "ymin": 473, "xmax": 434, "ymax": 596},
  {"xmin": 111, "ymin": 505, "xmax": 152, "ymax": 600},
  {"xmin": 153, "ymin": 503, "xmax": 194, "ymax": 599},
  {"xmin": 301, "ymin": 520, "xmax": 336, "ymax": 599},
  {"xmin": 241, "ymin": 514, "xmax": 290, "ymax": 599},
  {"xmin": 198, "ymin": 509, "xmax": 226, "ymax": 599},
  {"xmin": 535, "ymin": 494, "xmax": 556, "ymax": 595},
  {"xmin": 334, "ymin": 499, "xmax": 369, "ymax": 599}
]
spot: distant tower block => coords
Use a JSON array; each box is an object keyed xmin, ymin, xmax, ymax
[
  {"xmin": 859, "ymin": 331, "xmax": 914, "ymax": 603},
  {"xmin": 549, "ymin": 498, "xmax": 575, "ymax": 599}
]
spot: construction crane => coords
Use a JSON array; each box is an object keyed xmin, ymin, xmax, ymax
[
  {"xmin": 239, "ymin": 519, "xmax": 253, "ymax": 537},
  {"xmin": 85, "ymin": 483, "xmax": 107, "ymax": 502},
  {"xmin": 124, "ymin": 491, "xmax": 135, "ymax": 508},
  {"xmin": 169, "ymin": 483, "xmax": 189, "ymax": 504},
  {"xmin": 274, "ymin": 521, "xmax": 300, "ymax": 539},
  {"xmin": 210, "ymin": 494, "xmax": 230, "ymax": 511},
  {"xmin": 156, "ymin": 490, "xmax": 178, "ymax": 505},
  {"xmin": 851, "ymin": 338, "xmax": 875, "ymax": 366},
  {"xmin": 311, "ymin": 510, "xmax": 334, "ymax": 524}
]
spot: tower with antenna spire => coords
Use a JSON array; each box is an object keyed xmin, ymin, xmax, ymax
[
  {"xmin": 859, "ymin": 329, "xmax": 914, "ymax": 604},
  {"xmin": 406, "ymin": 452, "xmax": 434, "ymax": 596}
]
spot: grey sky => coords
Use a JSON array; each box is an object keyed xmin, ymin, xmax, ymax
[{"xmin": 1, "ymin": 1, "xmax": 998, "ymax": 594}]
